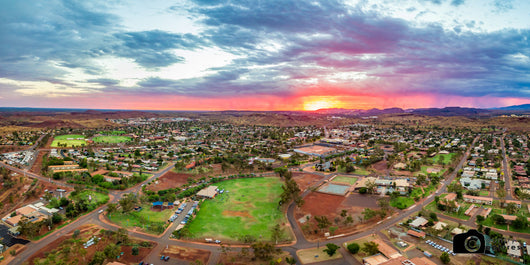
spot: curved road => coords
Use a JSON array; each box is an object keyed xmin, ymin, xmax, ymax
[{"xmin": 5, "ymin": 135, "xmax": 529, "ymax": 265}]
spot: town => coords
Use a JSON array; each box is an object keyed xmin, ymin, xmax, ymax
[{"xmin": 0, "ymin": 113, "xmax": 528, "ymax": 265}]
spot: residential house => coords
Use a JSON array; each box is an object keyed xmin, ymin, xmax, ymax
[{"xmin": 463, "ymin": 195, "xmax": 493, "ymax": 205}]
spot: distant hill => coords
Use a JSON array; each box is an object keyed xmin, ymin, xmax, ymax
[
  {"xmin": 491, "ymin": 104, "xmax": 530, "ymax": 111},
  {"xmin": 411, "ymin": 107, "xmax": 491, "ymax": 117},
  {"xmin": 314, "ymin": 108, "xmax": 405, "ymax": 116}
]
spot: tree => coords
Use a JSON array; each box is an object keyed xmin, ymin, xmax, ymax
[
  {"xmin": 440, "ymin": 252, "xmax": 450, "ymax": 264},
  {"xmin": 314, "ymin": 216, "xmax": 331, "ymax": 231},
  {"xmin": 476, "ymin": 215, "xmax": 485, "ymax": 223},
  {"xmin": 323, "ymin": 243, "xmax": 340, "ymax": 257},
  {"xmin": 512, "ymin": 215, "xmax": 529, "ymax": 230},
  {"xmin": 496, "ymin": 188, "xmax": 506, "ymax": 201},
  {"xmin": 115, "ymin": 228, "xmax": 129, "ymax": 244},
  {"xmin": 132, "ymin": 246, "xmax": 139, "ymax": 256},
  {"xmin": 103, "ymin": 243, "xmax": 120, "ymax": 259},
  {"xmin": 270, "ymin": 224, "xmax": 284, "ymax": 244},
  {"xmin": 340, "ymin": 209, "xmax": 348, "ymax": 217},
  {"xmin": 491, "ymin": 214, "xmax": 506, "ymax": 225},
  {"xmin": 106, "ymin": 203, "xmax": 117, "ymax": 215},
  {"xmin": 90, "ymin": 251, "xmax": 106, "ymax": 265},
  {"xmin": 365, "ymin": 180, "xmax": 377, "ymax": 194},
  {"xmin": 51, "ymin": 213, "xmax": 63, "ymax": 224},
  {"xmin": 347, "ymin": 243, "xmax": 360, "ymax": 254},
  {"xmin": 377, "ymin": 197, "xmax": 391, "ymax": 213},
  {"xmin": 362, "ymin": 208, "xmax": 377, "ymax": 220},
  {"xmin": 119, "ymin": 194, "xmax": 137, "ymax": 213},
  {"xmin": 505, "ymin": 202, "xmax": 518, "ymax": 215},
  {"xmin": 251, "ymin": 242, "xmax": 278, "ymax": 261},
  {"xmin": 285, "ymin": 256, "xmax": 297, "ymax": 265},
  {"xmin": 362, "ymin": 241, "xmax": 379, "ymax": 255},
  {"xmin": 429, "ymin": 212, "xmax": 438, "ymax": 222}
]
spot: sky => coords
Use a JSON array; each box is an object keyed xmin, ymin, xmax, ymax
[{"xmin": 0, "ymin": 0, "xmax": 529, "ymax": 111}]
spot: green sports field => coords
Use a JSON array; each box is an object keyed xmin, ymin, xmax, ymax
[
  {"xmin": 187, "ymin": 177, "xmax": 290, "ymax": 242},
  {"xmin": 93, "ymin": 135, "xmax": 132, "ymax": 143},
  {"xmin": 51, "ymin": 134, "xmax": 86, "ymax": 147},
  {"xmin": 331, "ymin": 176, "xmax": 357, "ymax": 185}
]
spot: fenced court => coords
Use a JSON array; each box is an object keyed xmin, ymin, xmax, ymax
[{"xmin": 317, "ymin": 183, "xmax": 351, "ymax": 196}]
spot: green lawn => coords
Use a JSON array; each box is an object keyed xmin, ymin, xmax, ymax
[
  {"xmin": 68, "ymin": 190, "xmax": 109, "ymax": 208},
  {"xmin": 93, "ymin": 135, "xmax": 132, "ymax": 143},
  {"xmin": 51, "ymin": 134, "xmax": 86, "ymax": 147},
  {"xmin": 186, "ymin": 177, "xmax": 289, "ymax": 242},
  {"xmin": 480, "ymin": 207, "xmax": 530, "ymax": 234},
  {"xmin": 424, "ymin": 200, "xmax": 470, "ymax": 220},
  {"xmin": 479, "ymin": 190, "xmax": 490, "ymax": 196},
  {"xmin": 54, "ymin": 134, "xmax": 85, "ymax": 140},
  {"xmin": 390, "ymin": 197, "xmax": 415, "ymax": 209},
  {"xmin": 432, "ymin": 153, "xmax": 456, "ymax": 165},
  {"xmin": 353, "ymin": 168, "xmax": 371, "ymax": 175},
  {"xmin": 332, "ymin": 176, "xmax": 357, "ymax": 185},
  {"xmin": 415, "ymin": 166, "xmax": 446, "ymax": 177},
  {"xmin": 99, "ymin": 130, "xmax": 126, "ymax": 135},
  {"xmin": 409, "ymin": 184, "xmax": 437, "ymax": 200},
  {"xmin": 109, "ymin": 204, "xmax": 173, "ymax": 234}
]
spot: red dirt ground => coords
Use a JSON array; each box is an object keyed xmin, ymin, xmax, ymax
[
  {"xmin": 222, "ymin": 210, "xmax": 254, "ymax": 219},
  {"xmin": 295, "ymin": 192, "xmax": 383, "ymax": 240},
  {"xmin": 146, "ymin": 171, "xmax": 192, "ymax": 192},
  {"xmin": 160, "ymin": 245, "xmax": 210, "ymax": 264},
  {"xmin": 291, "ymin": 172, "xmax": 325, "ymax": 191},
  {"xmin": 372, "ymin": 160, "xmax": 388, "ymax": 172},
  {"xmin": 27, "ymin": 224, "xmax": 156, "ymax": 265},
  {"xmin": 30, "ymin": 150, "xmax": 47, "ymax": 174},
  {"xmin": 0, "ymin": 145, "xmax": 26, "ymax": 153},
  {"xmin": 298, "ymin": 192, "xmax": 345, "ymax": 217}
]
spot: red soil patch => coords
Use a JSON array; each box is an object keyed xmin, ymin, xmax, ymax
[
  {"xmin": 27, "ymin": 224, "xmax": 156, "ymax": 265},
  {"xmin": 291, "ymin": 172, "xmax": 325, "ymax": 191},
  {"xmin": 392, "ymin": 170, "xmax": 413, "ymax": 177},
  {"xmin": 295, "ymin": 192, "xmax": 382, "ymax": 240},
  {"xmin": 372, "ymin": 160, "xmax": 388, "ymax": 172},
  {"xmin": 30, "ymin": 150, "xmax": 48, "ymax": 174},
  {"xmin": 299, "ymin": 192, "xmax": 345, "ymax": 217},
  {"xmin": 222, "ymin": 210, "xmax": 253, "ymax": 219},
  {"xmin": 147, "ymin": 171, "xmax": 191, "ymax": 192},
  {"xmin": 160, "ymin": 245, "xmax": 210, "ymax": 264}
]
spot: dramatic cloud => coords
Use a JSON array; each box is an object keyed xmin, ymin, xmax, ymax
[{"xmin": 0, "ymin": 0, "xmax": 529, "ymax": 110}]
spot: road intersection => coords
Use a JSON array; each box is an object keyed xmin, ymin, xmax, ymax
[{"xmin": 3, "ymin": 135, "xmax": 530, "ymax": 265}]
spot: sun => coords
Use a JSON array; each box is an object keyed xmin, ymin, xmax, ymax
[
  {"xmin": 303, "ymin": 100, "xmax": 333, "ymax": 111},
  {"xmin": 302, "ymin": 96, "xmax": 347, "ymax": 111}
]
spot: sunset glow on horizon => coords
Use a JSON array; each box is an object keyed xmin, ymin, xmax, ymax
[{"xmin": 0, "ymin": 0, "xmax": 529, "ymax": 110}]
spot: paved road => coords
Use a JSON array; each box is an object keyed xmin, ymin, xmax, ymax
[
  {"xmin": 6, "ymin": 134, "xmax": 529, "ymax": 265},
  {"xmin": 500, "ymin": 136, "xmax": 515, "ymax": 200}
]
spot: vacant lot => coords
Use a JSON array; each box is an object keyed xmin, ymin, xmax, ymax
[
  {"xmin": 51, "ymin": 134, "xmax": 86, "ymax": 147},
  {"xmin": 92, "ymin": 135, "xmax": 132, "ymax": 144},
  {"xmin": 147, "ymin": 171, "xmax": 191, "ymax": 192},
  {"xmin": 297, "ymin": 247, "xmax": 343, "ymax": 264},
  {"xmin": 296, "ymin": 192, "xmax": 381, "ymax": 239},
  {"xmin": 28, "ymin": 224, "xmax": 155, "ymax": 265},
  {"xmin": 187, "ymin": 177, "xmax": 289, "ymax": 243},
  {"xmin": 160, "ymin": 245, "xmax": 210, "ymax": 264},
  {"xmin": 291, "ymin": 172, "xmax": 325, "ymax": 191}
]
